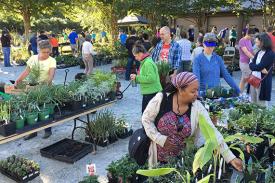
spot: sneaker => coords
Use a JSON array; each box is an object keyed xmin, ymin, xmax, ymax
[
  {"xmin": 42, "ymin": 131, "xmax": 52, "ymax": 139},
  {"xmin": 24, "ymin": 133, "xmax": 37, "ymax": 140}
]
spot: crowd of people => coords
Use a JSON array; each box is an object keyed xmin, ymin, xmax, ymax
[
  {"xmin": 0, "ymin": 24, "xmax": 275, "ymax": 166},
  {"xmin": 125, "ymin": 25, "xmax": 274, "ymax": 168}
]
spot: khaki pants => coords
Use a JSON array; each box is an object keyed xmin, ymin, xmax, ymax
[{"xmin": 83, "ymin": 54, "xmax": 93, "ymax": 75}]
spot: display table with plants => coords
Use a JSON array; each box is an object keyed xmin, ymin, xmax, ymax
[
  {"xmin": 0, "ymin": 155, "xmax": 40, "ymax": 183},
  {"xmin": 0, "ymin": 71, "xmax": 117, "ymax": 144}
]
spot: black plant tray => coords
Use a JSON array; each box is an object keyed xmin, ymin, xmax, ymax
[
  {"xmin": 0, "ymin": 167, "xmax": 40, "ymax": 183},
  {"xmin": 40, "ymin": 138, "xmax": 93, "ymax": 163}
]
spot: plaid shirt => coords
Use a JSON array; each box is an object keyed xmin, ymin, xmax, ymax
[{"xmin": 151, "ymin": 40, "xmax": 182, "ymax": 69}]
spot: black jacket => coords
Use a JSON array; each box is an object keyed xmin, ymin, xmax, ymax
[
  {"xmin": 249, "ymin": 49, "xmax": 275, "ymax": 101},
  {"xmin": 126, "ymin": 35, "xmax": 139, "ymax": 59},
  {"xmin": 1, "ymin": 34, "xmax": 11, "ymax": 47}
]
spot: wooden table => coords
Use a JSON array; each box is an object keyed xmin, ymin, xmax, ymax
[{"xmin": 0, "ymin": 101, "xmax": 115, "ymax": 145}]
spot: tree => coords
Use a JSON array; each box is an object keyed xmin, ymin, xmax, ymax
[{"xmin": 0, "ymin": 0, "xmax": 75, "ymax": 40}]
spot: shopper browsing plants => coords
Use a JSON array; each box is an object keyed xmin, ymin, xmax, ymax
[
  {"xmin": 192, "ymin": 33, "xmax": 240, "ymax": 96},
  {"xmin": 130, "ymin": 42, "xmax": 162, "ymax": 113},
  {"xmin": 142, "ymin": 72, "xmax": 243, "ymax": 171},
  {"xmin": 14, "ymin": 40, "xmax": 57, "ymax": 140}
]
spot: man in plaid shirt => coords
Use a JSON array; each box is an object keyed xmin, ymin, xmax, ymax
[{"xmin": 152, "ymin": 26, "xmax": 182, "ymax": 73}]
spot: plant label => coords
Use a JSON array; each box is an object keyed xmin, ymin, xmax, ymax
[{"xmin": 86, "ymin": 164, "xmax": 96, "ymax": 176}]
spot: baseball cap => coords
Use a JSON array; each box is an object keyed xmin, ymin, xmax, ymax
[{"xmin": 203, "ymin": 33, "xmax": 218, "ymax": 47}]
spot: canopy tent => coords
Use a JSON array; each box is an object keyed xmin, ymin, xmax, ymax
[{"xmin": 117, "ymin": 15, "xmax": 149, "ymax": 27}]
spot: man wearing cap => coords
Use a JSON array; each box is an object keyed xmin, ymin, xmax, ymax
[
  {"xmin": 152, "ymin": 26, "xmax": 182, "ymax": 73},
  {"xmin": 193, "ymin": 33, "xmax": 240, "ymax": 95}
]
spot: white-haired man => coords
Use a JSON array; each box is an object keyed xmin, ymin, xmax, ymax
[{"xmin": 152, "ymin": 26, "xmax": 182, "ymax": 73}]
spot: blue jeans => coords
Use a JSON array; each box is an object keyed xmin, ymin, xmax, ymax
[
  {"xmin": 2, "ymin": 47, "xmax": 11, "ymax": 67},
  {"xmin": 125, "ymin": 57, "xmax": 140, "ymax": 80}
]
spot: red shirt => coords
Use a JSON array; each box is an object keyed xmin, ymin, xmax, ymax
[
  {"xmin": 50, "ymin": 38, "xmax": 59, "ymax": 47},
  {"xmin": 268, "ymin": 33, "xmax": 275, "ymax": 52},
  {"xmin": 160, "ymin": 43, "xmax": 170, "ymax": 62}
]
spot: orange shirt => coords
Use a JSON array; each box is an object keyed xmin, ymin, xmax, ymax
[{"xmin": 50, "ymin": 38, "xmax": 59, "ymax": 47}]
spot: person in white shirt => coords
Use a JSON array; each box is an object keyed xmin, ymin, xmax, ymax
[
  {"xmin": 177, "ymin": 31, "xmax": 192, "ymax": 72},
  {"xmin": 191, "ymin": 36, "xmax": 204, "ymax": 63},
  {"xmin": 82, "ymin": 35, "xmax": 96, "ymax": 75}
]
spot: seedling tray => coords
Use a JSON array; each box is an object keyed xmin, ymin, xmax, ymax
[
  {"xmin": 0, "ymin": 167, "xmax": 39, "ymax": 183},
  {"xmin": 40, "ymin": 138, "xmax": 93, "ymax": 163}
]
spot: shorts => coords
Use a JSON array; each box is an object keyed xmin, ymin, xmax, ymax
[
  {"xmin": 239, "ymin": 62, "xmax": 251, "ymax": 80},
  {"xmin": 71, "ymin": 44, "xmax": 77, "ymax": 50}
]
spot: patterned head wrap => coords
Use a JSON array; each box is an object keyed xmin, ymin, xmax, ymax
[{"xmin": 171, "ymin": 72, "xmax": 198, "ymax": 89}]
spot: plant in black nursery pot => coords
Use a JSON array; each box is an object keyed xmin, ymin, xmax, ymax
[{"xmin": 0, "ymin": 101, "xmax": 16, "ymax": 136}]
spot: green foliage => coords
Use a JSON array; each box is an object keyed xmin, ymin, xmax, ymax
[
  {"xmin": 27, "ymin": 63, "xmax": 41, "ymax": 85},
  {"xmin": 107, "ymin": 154, "xmax": 147, "ymax": 183},
  {"xmin": 0, "ymin": 155, "xmax": 39, "ymax": 178},
  {"xmin": 0, "ymin": 101, "xmax": 11, "ymax": 124},
  {"xmin": 86, "ymin": 110, "xmax": 117, "ymax": 145},
  {"xmin": 79, "ymin": 175, "xmax": 99, "ymax": 183}
]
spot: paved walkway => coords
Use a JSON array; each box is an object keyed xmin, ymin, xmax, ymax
[{"xmin": 0, "ymin": 63, "xmax": 274, "ymax": 183}]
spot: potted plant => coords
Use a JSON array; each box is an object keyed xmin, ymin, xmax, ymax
[
  {"xmin": 106, "ymin": 155, "xmax": 147, "ymax": 183},
  {"xmin": 79, "ymin": 175, "xmax": 99, "ymax": 183},
  {"xmin": 25, "ymin": 102, "xmax": 39, "ymax": 125},
  {"xmin": 85, "ymin": 110, "xmax": 117, "ymax": 148},
  {"xmin": 115, "ymin": 117, "xmax": 133, "ymax": 139},
  {"xmin": 0, "ymin": 155, "xmax": 40, "ymax": 182},
  {"xmin": 27, "ymin": 63, "xmax": 41, "ymax": 86},
  {"xmin": 0, "ymin": 101, "xmax": 16, "ymax": 136}
]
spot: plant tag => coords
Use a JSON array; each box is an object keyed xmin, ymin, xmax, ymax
[
  {"xmin": 23, "ymin": 176, "xmax": 27, "ymax": 180},
  {"xmin": 35, "ymin": 171, "xmax": 39, "ymax": 174},
  {"xmin": 35, "ymin": 118, "xmax": 38, "ymax": 122},
  {"xmin": 20, "ymin": 115, "xmax": 24, "ymax": 119},
  {"xmin": 86, "ymin": 164, "xmax": 96, "ymax": 176},
  {"xmin": 45, "ymin": 115, "xmax": 49, "ymax": 119},
  {"xmin": 36, "ymin": 106, "xmax": 41, "ymax": 112},
  {"xmin": 29, "ymin": 173, "xmax": 33, "ymax": 177}
]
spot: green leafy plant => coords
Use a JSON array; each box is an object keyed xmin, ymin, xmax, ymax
[
  {"xmin": 107, "ymin": 155, "xmax": 147, "ymax": 183},
  {"xmin": 86, "ymin": 110, "xmax": 117, "ymax": 146},
  {"xmin": 27, "ymin": 62, "xmax": 41, "ymax": 86},
  {"xmin": 79, "ymin": 175, "xmax": 99, "ymax": 183},
  {"xmin": 0, "ymin": 155, "xmax": 40, "ymax": 178},
  {"xmin": 0, "ymin": 101, "xmax": 11, "ymax": 124}
]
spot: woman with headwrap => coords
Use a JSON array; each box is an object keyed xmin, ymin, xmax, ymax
[{"xmin": 142, "ymin": 72, "xmax": 243, "ymax": 171}]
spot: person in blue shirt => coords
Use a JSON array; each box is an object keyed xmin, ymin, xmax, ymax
[
  {"xmin": 68, "ymin": 29, "xmax": 78, "ymax": 56},
  {"xmin": 119, "ymin": 30, "xmax": 127, "ymax": 46},
  {"xmin": 193, "ymin": 33, "xmax": 241, "ymax": 96},
  {"xmin": 30, "ymin": 32, "xmax": 38, "ymax": 55}
]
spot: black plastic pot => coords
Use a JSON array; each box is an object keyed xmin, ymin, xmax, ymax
[
  {"xmin": 0, "ymin": 121, "xmax": 16, "ymax": 136},
  {"xmin": 117, "ymin": 129, "xmax": 133, "ymax": 139}
]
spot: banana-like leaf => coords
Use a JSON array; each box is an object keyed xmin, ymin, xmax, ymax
[
  {"xmin": 271, "ymin": 139, "xmax": 275, "ymax": 146},
  {"xmin": 197, "ymin": 174, "xmax": 213, "ymax": 183},
  {"xmin": 198, "ymin": 114, "xmax": 218, "ymax": 146},
  {"xmin": 136, "ymin": 168, "xmax": 176, "ymax": 177},
  {"xmin": 193, "ymin": 115, "xmax": 219, "ymax": 174},
  {"xmin": 224, "ymin": 133, "xmax": 263, "ymax": 144},
  {"xmin": 193, "ymin": 147, "xmax": 204, "ymax": 173}
]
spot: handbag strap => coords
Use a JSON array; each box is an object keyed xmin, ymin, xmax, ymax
[{"xmin": 261, "ymin": 66, "xmax": 273, "ymax": 81}]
